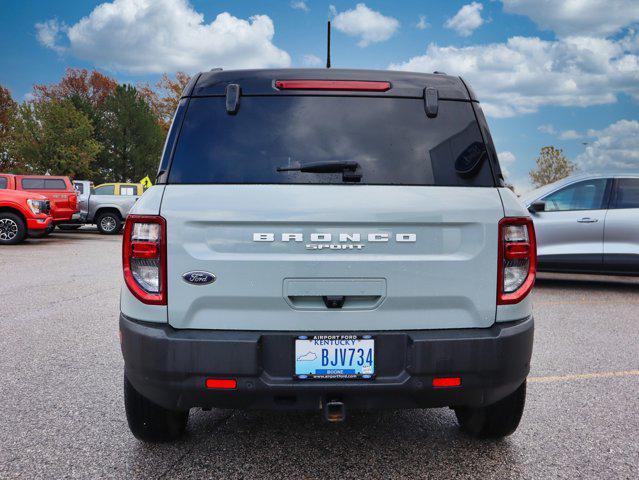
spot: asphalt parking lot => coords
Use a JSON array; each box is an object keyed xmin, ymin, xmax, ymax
[{"xmin": 1, "ymin": 231, "xmax": 637, "ymax": 479}]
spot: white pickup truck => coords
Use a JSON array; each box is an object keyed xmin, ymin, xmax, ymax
[{"xmin": 58, "ymin": 180, "xmax": 139, "ymax": 234}]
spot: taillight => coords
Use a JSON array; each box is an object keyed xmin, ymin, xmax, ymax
[
  {"xmin": 122, "ymin": 215, "xmax": 166, "ymax": 305},
  {"xmin": 274, "ymin": 80, "xmax": 391, "ymax": 91},
  {"xmin": 498, "ymin": 217, "xmax": 536, "ymax": 305}
]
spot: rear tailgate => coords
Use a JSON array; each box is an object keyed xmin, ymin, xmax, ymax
[
  {"xmin": 48, "ymin": 190, "xmax": 77, "ymax": 221},
  {"xmin": 160, "ymin": 81, "xmax": 504, "ymax": 331},
  {"xmin": 163, "ymin": 185, "xmax": 503, "ymax": 331}
]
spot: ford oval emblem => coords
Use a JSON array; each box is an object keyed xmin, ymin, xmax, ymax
[{"xmin": 182, "ymin": 271, "xmax": 216, "ymax": 285}]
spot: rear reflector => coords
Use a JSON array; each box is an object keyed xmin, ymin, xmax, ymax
[
  {"xmin": 433, "ymin": 377, "xmax": 461, "ymax": 388},
  {"xmin": 275, "ymin": 80, "xmax": 391, "ymax": 92},
  {"xmin": 205, "ymin": 378, "xmax": 237, "ymax": 390}
]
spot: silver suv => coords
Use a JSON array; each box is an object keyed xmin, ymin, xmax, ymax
[
  {"xmin": 522, "ymin": 173, "xmax": 639, "ymax": 275},
  {"xmin": 119, "ymin": 69, "xmax": 535, "ymax": 442}
]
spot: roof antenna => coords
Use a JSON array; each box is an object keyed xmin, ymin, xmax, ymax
[{"xmin": 326, "ymin": 20, "xmax": 331, "ymax": 68}]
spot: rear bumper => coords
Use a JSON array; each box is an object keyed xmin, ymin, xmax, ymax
[
  {"xmin": 120, "ymin": 314, "xmax": 534, "ymax": 411},
  {"xmin": 26, "ymin": 216, "xmax": 52, "ymax": 231},
  {"xmin": 51, "ymin": 209, "xmax": 77, "ymax": 223}
]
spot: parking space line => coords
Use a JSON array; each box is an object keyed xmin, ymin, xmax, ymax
[
  {"xmin": 529, "ymin": 370, "xmax": 639, "ymax": 383},
  {"xmin": 534, "ymin": 300, "xmax": 639, "ymax": 306}
]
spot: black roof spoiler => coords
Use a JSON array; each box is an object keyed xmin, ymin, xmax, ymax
[{"xmin": 184, "ymin": 68, "xmax": 475, "ymax": 101}]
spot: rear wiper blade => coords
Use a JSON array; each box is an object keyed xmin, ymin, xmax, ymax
[
  {"xmin": 277, "ymin": 160, "xmax": 359, "ymax": 174},
  {"xmin": 277, "ymin": 160, "xmax": 362, "ymax": 182}
]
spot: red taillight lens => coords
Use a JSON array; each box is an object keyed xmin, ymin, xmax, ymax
[
  {"xmin": 275, "ymin": 80, "xmax": 391, "ymax": 92},
  {"xmin": 498, "ymin": 217, "xmax": 536, "ymax": 305},
  {"xmin": 505, "ymin": 243, "xmax": 530, "ymax": 259},
  {"xmin": 122, "ymin": 215, "xmax": 166, "ymax": 305},
  {"xmin": 433, "ymin": 377, "xmax": 461, "ymax": 387},
  {"xmin": 132, "ymin": 241, "xmax": 159, "ymax": 259},
  {"xmin": 205, "ymin": 378, "xmax": 237, "ymax": 390}
]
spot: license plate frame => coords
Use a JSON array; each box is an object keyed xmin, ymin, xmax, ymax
[{"xmin": 294, "ymin": 335, "xmax": 375, "ymax": 380}]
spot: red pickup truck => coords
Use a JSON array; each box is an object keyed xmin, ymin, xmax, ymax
[
  {"xmin": 0, "ymin": 186, "xmax": 52, "ymax": 244},
  {"xmin": 0, "ymin": 174, "xmax": 78, "ymax": 231}
]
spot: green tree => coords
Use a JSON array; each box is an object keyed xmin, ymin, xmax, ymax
[
  {"xmin": 138, "ymin": 72, "xmax": 190, "ymax": 133},
  {"xmin": 0, "ymin": 85, "xmax": 23, "ymax": 172},
  {"xmin": 32, "ymin": 68, "xmax": 117, "ymax": 178},
  {"xmin": 529, "ymin": 146, "xmax": 577, "ymax": 187},
  {"xmin": 12, "ymin": 99, "xmax": 101, "ymax": 178},
  {"xmin": 99, "ymin": 85, "xmax": 164, "ymax": 183}
]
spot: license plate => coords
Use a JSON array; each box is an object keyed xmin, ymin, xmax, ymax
[{"xmin": 295, "ymin": 335, "xmax": 375, "ymax": 379}]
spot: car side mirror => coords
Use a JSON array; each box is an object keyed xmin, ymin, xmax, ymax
[{"xmin": 528, "ymin": 201, "xmax": 545, "ymax": 213}]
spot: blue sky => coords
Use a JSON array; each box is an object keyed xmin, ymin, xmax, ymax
[{"xmin": 1, "ymin": 0, "xmax": 638, "ymax": 192}]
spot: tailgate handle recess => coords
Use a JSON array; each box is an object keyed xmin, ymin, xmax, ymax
[
  {"xmin": 323, "ymin": 296, "xmax": 346, "ymax": 309},
  {"xmin": 283, "ymin": 278, "xmax": 386, "ymax": 311}
]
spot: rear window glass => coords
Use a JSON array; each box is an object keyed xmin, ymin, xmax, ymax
[
  {"xmin": 613, "ymin": 178, "xmax": 639, "ymax": 209},
  {"xmin": 168, "ymin": 96, "xmax": 494, "ymax": 186},
  {"xmin": 21, "ymin": 178, "xmax": 67, "ymax": 190},
  {"xmin": 120, "ymin": 186, "xmax": 136, "ymax": 196},
  {"xmin": 94, "ymin": 185, "xmax": 115, "ymax": 195},
  {"xmin": 0, "ymin": 177, "xmax": 6, "ymax": 189}
]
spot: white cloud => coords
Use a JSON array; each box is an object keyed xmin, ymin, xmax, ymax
[
  {"xmin": 390, "ymin": 32, "xmax": 639, "ymax": 118},
  {"xmin": 497, "ymin": 151, "xmax": 531, "ymax": 194},
  {"xmin": 35, "ymin": 18, "xmax": 67, "ymax": 53},
  {"xmin": 290, "ymin": 1, "xmax": 309, "ymax": 12},
  {"xmin": 538, "ymin": 125, "xmax": 585, "ymax": 140},
  {"xmin": 498, "ymin": 150, "xmax": 517, "ymax": 177},
  {"xmin": 576, "ymin": 119, "xmax": 639, "ymax": 170},
  {"xmin": 538, "ymin": 124, "xmax": 557, "ymax": 135},
  {"xmin": 502, "ymin": 0, "xmax": 639, "ymax": 37},
  {"xmin": 301, "ymin": 54, "xmax": 323, "ymax": 67},
  {"xmin": 36, "ymin": 0, "xmax": 291, "ymax": 74},
  {"xmin": 416, "ymin": 15, "xmax": 429, "ymax": 30},
  {"xmin": 332, "ymin": 3, "xmax": 399, "ymax": 47},
  {"xmin": 445, "ymin": 2, "xmax": 485, "ymax": 37},
  {"xmin": 558, "ymin": 129, "xmax": 583, "ymax": 140}
]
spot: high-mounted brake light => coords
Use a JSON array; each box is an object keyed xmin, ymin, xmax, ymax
[
  {"xmin": 498, "ymin": 217, "xmax": 536, "ymax": 305},
  {"xmin": 122, "ymin": 215, "xmax": 166, "ymax": 305},
  {"xmin": 275, "ymin": 80, "xmax": 391, "ymax": 92}
]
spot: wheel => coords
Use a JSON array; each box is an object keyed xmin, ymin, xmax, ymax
[
  {"xmin": 96, "ymin": 212, "xmax": 122, "ymax": 235},
  {"xmin": 0, "ymin": 212, "xmax": 26, "ymax": 245},
  {"xmin": 454, "ymin": 381, "xmax": 526, "ymax": 439},
  {"xmin": 57, "ymin": 224, "xmax": 81, "ymax": 230},
  {"xmin": 124, "ymin": 374, "xmax": 189, "ymax": 442}
]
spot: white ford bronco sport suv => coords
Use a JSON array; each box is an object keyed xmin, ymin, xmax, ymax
[{"xmin": 120, "ymin": 69, "xmax": 535, "ymax": 442}]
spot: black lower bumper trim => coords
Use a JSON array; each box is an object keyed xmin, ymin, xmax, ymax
[{"xmin": 120, "ymin": 314, "xmax": 534, "ymax": 411}]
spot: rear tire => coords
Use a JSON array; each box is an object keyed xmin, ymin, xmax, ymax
[
  {"xmin": 124, "ymin": 374, "xmax": 189, "ymax": 442},
  {"xmin": 0, "ymin": 212, "xmax": 26, "ymax": 245},
  {"xmin": 96, "ymin": 212, "xmax": 122, "ymax": 235},
  {"xmin": 454, "ymin": 381, "xmax": 526, "ymax": 439}
]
